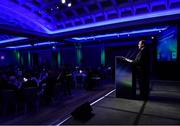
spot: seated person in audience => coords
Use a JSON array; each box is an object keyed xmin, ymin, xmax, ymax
[
  {"xmin": 0, "ymin": 73, "xmax": 18, "ymax": 91},
  {"xmin": 21, "ymin": 75, "xmax": 38, "ymax": 89},
  {"xmin": 60, "ymin": 68, "xmax": 72, "ymax": 96},
  {"xmin": 86, "ymin": 69, "xmax": 94, "ymax": 90},
  {"xmin": 31, "ymin": 72, "xmax": 40, "ymax": 87},
  {"xmin": 43, "ymin": 70, "xmax": 57, "ymax": 103},
  {"xmin": 8, "ymin": 73, "xmax": 21, "ymax": 89},
  {"xmin": 39, "ymin": 68, "xmax": 48, "ymax": 81}
]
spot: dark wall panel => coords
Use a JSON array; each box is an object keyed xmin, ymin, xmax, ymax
[
  {"xmin": 81, "ymin": 46, "xmax": 101, "ymax": 68},
  {"xmin": 0, "ymin": 50, "xmax": 16, "ymax": 66},
  {"xmin": 38, "ymin": 50, "xmax": 52, "ymax": 68},
  {"xmin": 61, "ymin": 47, "xmax": 76, "ymax": 67},
  {"xmin": 106, "ymin": 45, "xmax": 138, "ymax": 67}
]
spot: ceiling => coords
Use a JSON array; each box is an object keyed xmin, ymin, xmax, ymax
[{"xmin": 0, "ymin": 0, "xmax": 180, "ymax": 48}]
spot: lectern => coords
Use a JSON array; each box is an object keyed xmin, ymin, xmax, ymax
[{"xmin": 115, "ymin": 56, "xmax": 136, "ymax": 98}]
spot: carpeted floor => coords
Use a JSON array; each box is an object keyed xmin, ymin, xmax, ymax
[
  {"xmin": 63, "ymin": 80, "xmax": 180, "ymax": 125},
  {"xmin": 0, "ymin": 80, "xmax": 115, "ymax": 125},
  {"xmin": 1, "ymin": 80, "xmax": 180, "ymax": 125}
]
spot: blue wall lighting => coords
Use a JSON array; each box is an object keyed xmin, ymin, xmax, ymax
[
  {"xmin": 0, "ymin": 37, "xmax": 27, "ymax": 44},
  {"xmin": 70, "ymin": 26, "xmax": 168, "ymax": 42},
  {"xmin": 6, "ymin": 42, "xmax": 60, "ymax": 49}
]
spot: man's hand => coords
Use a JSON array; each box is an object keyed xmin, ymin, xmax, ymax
[
  {"xmin": 119, "ymin": 56, "xmax": 126, "ymax": 60},
  {"xmin": 120, "ymin": 56, "xmax": 133, "ymax": 63},
  {"xmin": 125, "ymin": 58, "xmax": 133, "ymax": 63}
]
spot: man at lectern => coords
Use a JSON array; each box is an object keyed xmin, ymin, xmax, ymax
[{"xmin": 122, "ymin": 40, "xmax": 150, "ymax": 100}]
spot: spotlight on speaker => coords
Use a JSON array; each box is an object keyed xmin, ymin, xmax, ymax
[{"xmin": 71, "ymin": 101, "xmax": 94, "ymax": 121}]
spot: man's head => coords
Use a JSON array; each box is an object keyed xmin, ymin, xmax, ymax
[{"xmin": 138, "ymin": 40, "xmax": 146, "ymax": 50}]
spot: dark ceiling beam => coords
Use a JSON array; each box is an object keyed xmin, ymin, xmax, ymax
[
  {"xmin": 96, "ymin": 0, "xmax": 103, "ymax": 10},
  {"xmin": 41, "ymin": 0, "xmax": 62, "ymax": 10},
  {"xmin": 84, "ymin": 5, "xmax": 90, "ymax": 14},
  {"xmin": 71, "ymin": 8, "xmax": 79, "ymax": 17},
  {"xmin": 111, "ymin": 0, "xmax": 120, "ymax": 15}
]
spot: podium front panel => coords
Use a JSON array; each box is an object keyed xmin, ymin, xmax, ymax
[{"xmin": 115, "ymin": 57, "xmax": 133, "ymax": 98}]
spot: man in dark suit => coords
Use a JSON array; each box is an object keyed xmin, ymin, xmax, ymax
[{"xmin": 123, "ymin": 40, "xmax": 150, "ymax": 100}]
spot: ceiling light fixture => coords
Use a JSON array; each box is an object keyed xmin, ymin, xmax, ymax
[
  {"xmin": 61, "ymin": 0, "xmax": 66, "ymax": 4},
  {"xmin": 68, "ymin": 3, "xmax": 71, "ymax": 7}
]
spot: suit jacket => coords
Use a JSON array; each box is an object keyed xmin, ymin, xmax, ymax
[{"xmin": 132, "ymin": 47, "xmax": 150, "ymax": 76}]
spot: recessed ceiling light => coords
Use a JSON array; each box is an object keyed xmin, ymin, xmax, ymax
[
  {"xmin": 68, "ymin": 3, "xmax": 71, "ymax": 7},
  {"xmin": 61, "ymin": 0, "xmax": 66, "ymax": 4},
  {"xmin": 52, "ymin": 46, "xmax": 56, "ymax": 49}
]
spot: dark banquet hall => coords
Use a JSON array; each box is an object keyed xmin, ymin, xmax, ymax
[{"xmin": 0, "ymin": 0, "xmax": 180, "ymax": 125}]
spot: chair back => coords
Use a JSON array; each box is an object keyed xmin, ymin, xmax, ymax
[
  {"xmin": 1, "ymin": 89, "xmax": 17, "ymax": 104},
  {"xmin": 22, "ymin": 87, "xmax": 39, "ymax": 102}
]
